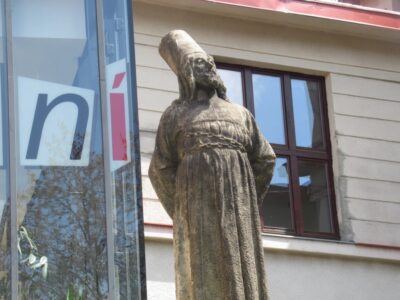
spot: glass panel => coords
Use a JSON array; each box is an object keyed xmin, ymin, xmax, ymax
[
  {"xmin": 298, "ymin": 160, "xmax": 333, "ymax": 233},
  {"xmin": 262, "ymin": 157, "xmax": 293, "ymax": 229},
  {"xmin": 12, "ymin": 1, "xmax": 109, "ymax": 298},
  {"xmin": 252, "ymin": 74, "xmax": 285, "ymax": 145},
  {"xmin": 102, "ymin": 0, "xmax": 143, "ymax": 299},
  {"xmin": 291, "ymin": 79, "xmax": 324, "ymax": 149},
  {"xmin": 0, "ymin": 0, "xmax": 10, "ymax": 295},
  {"xmin": 217, "ymin": 68, "xmax": 243, "ymax": 105}
]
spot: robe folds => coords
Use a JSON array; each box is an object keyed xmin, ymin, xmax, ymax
[{"xmin": 149, "ymin": 96, "xmax": 275, "ymax": 300}]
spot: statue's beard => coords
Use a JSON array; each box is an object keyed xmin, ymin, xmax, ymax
[
  {"xmin": 179, "ymin": 62, "xmax": 228, "ymax": 101},
  {"xmin": 195, "ymin": 71, "xmax": 227, "ymax": 100}
]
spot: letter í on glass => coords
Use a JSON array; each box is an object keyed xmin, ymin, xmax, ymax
[
  {"xmin": 18, "ymin": 77, "xmax": 94, "ymax": 166},
  {"xmin": 106, "ymin": 59, "xmax": 131, "ymax": 172}
]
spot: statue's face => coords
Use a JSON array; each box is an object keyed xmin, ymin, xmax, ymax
[
  {"xmin": 182, "ymin": 52, "xmax": 227, "ymax": 100},
  {"xmin": 189, "ymin": 53, "xmax": 217, "ymax": 84}
]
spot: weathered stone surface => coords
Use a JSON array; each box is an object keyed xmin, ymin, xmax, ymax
[{"xmin": 149, "ymin": 29, "xmax": 275, "ymax": 300}]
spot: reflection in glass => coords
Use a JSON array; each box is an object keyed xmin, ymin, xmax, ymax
[
  {"xmin": 13, "ymin": 1, "xmax": 108, "ymax": 298},
  {"xmin": 263, "ymin": 157, "xmax": 293, "ymax": 229},
  {"xmin": 252, "ymin": 74, "xmax": 285, "ymax": 145},
  {"xmin": 291, "ymin": 79, "xmax": 324, "ymax": 149},
  {"xmin": 298, "ymin": 160, "xmax": 332, "ymax": 233},
  {"xmin": 0, "ymin": 0, "xmax": 10, "ymax": 295},
  {"xmin": 103, "ymin": 0, "xmax": 143, "ymax": 298},
  {"xmin": 217, "ymin": 69, "xmax": 243, "ymax": 105}
]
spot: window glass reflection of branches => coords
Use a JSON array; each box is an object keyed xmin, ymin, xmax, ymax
[{"xmin": 18, "ymin": 154, "xmax": 108, "ymax": 299}]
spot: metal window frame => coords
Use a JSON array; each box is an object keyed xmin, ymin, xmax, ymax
[
  {"xmin": 4, "ymin": 0, "xmax": 147, "ymax": 298},
  {"xmin": 217, "ymin": 62, "xmax": 340, "ymax": 240}
]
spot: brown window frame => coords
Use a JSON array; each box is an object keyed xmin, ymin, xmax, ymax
[{"xmin": 217, "ymin": 63, "xmax": 340, "ymax": 240}]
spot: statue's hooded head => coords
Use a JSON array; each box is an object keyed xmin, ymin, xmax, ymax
[{"xmin": 159, "ymin": 30, "xmax": 227, "ymax": 102}]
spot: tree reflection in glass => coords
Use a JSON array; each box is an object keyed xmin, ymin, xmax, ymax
[
  {"xmin": 18, "ymin": 154, "xmax": 108, "ymax": 299},
  {"xmin": 12, "ymin": 0, "xmax": 109, "ymax": 298}
]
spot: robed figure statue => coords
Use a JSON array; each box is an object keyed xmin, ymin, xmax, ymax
[{"xmin": 149, "ymin": 30, "xmax": 276, "ymax": 300}]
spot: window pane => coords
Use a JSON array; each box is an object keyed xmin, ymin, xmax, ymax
[
  {"xmin": 252, "ymin": 74, "xmax": 285, "ymax": 145},
  {"xmin": 0, "ymin": 0, "xmax": 10, "ymax": 294},
  {"xmin": 298, "ymin": 160, "xmax": 333, "ymax": 233},
  {"xmin": 263, "ymin": 157, "xmax": 293, "ymax": 229},
  {"xmin": 291, "ymin": 79, "xmax": 324, "ymax": 149},
  {"xmin": 102, "ymin": 0, "xmax": 144, "ymax": 298},
  {"xmin": 13, "ymin": 1, "xmax": 109, "ymax": 298},
  {"xmin": 217, "ymin": 68, "xmax": 243, "ymax": 105}
]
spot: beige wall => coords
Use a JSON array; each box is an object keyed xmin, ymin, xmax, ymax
[
  {"xmin": 145, "ymin": 240, "xmax": 400, "ymax": 300},
  {"xmin": 134, "ymin": 1, "xmax": 400, "ymax": 246},
  {"xmin": 134, "ymin": 2, "xmax": 400, "ymax": 298}
]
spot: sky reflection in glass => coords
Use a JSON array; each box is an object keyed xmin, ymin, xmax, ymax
[
  {"xmin": 218, "ymin": 69, "xmax": 243, "ymax": 106},
  {"xmin": 252, "ymin": 74, "xmax": 285, "ymax": 145}
]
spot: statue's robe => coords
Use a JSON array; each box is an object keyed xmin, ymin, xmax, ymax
[{"xmin": 149, "ymin": 95, "xmax": 275, "ymax": 300}]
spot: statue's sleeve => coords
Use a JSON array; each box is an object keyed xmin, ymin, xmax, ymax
[
  {"xmin": 247, "ymin": 110, "xmax": 276, "ymax": 206},
  {"xmin": 149, "ymin": 107, "xmax": 178, "ymax": 219}
]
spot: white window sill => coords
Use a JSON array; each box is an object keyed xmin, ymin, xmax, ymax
[{"xmin": 144, "ymin": 225, "xmax": 400, "ymax": 263}]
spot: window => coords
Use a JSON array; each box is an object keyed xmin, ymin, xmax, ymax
[{"xmin": 218, "ymin": 64, "xmax": 339, "ymax": 239}]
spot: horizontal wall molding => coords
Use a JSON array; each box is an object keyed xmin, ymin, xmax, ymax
[
  {"xmin": 331, "ymin": 73, "xmax": 400, "ymax": 102},
  {"xmin": 335, "ymin": 114, "xmax": 400, "ymax": 143},
  {"xmin": 144, "ymin": 225, "xmax": 400, "ymax": 264},
  {"xmin": 337, "ymin": 135, "xmax": 400, "ymax": 163},
  {"xmin": 136, "ymin": 65, "xmax": 178, "ymax": 92},
  {"xmin": 341, "ymin": 156, "xmax": 400, "ymax": 183},
  {"xmin": 335, "ymin": 112, "xmax": 400, "ymax": 125},
  {"xmin": 138, "ymin": 109, "xmax": 162, "ymax": 132},
  {"xmin": 346, "ymin": 197, "xmax": 400, "ymax": 224},
  {"xmin": 333, "ymin": 94, "xmax": 400, "ymax": 123},
  {"xmin": 339, "ymin": 176, "xmax": 400, "ymax": 205},
  {"xmin": 137, "ymin": 87, "xmax": 178, "ymax": 112}
]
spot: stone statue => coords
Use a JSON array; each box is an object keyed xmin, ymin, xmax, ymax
[{"xmin": 149, "ymin": 30, "xmax": 276, "ymax": 300}]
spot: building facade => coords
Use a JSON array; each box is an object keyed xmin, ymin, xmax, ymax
[
  {"xmin": 134, "ymin": 1, "xmax": 400, "ymax": 299},
  {"xmin": 0, "ymin": 0, "xmax": 399, "ymax": 299}
]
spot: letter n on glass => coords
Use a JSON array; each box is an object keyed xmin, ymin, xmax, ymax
[{"xmin": 18, "ymin": 77, "xmax": 94, "ymax": 166}]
